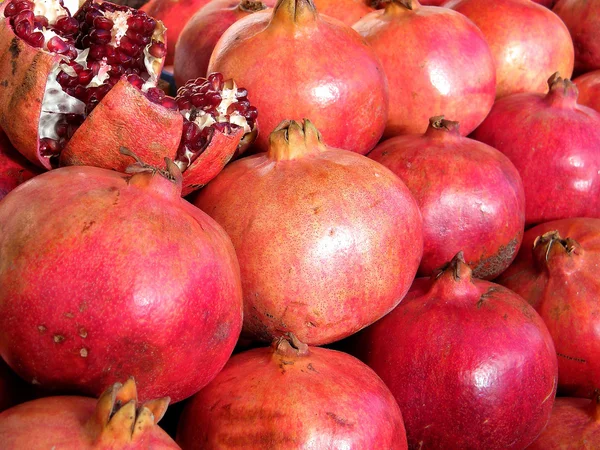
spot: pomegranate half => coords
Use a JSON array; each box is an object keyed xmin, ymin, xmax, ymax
[
  {"xmin": 194, "ymin": 119, "xmax": 423, "ymax": 345},
  {"xmin": 0, "ymin": 156, "xmax": 243, "ymax": 403},
  {"xmin": 208, "ymin": 0, "xmax": 389, "ymax": 154},
  {"xmin": 176, "ymin": 335, "xmax": 408, "ymax": 449},
  {"xmin": 497, "ymin": 218, "xmax": 600, "ymax": 398},
  {"xmin": 352, "ymin": 253, "xmax": 558, "ymax": 449},
  {"xmin": 471, "ymin": 73, "xmax": 600, "ymax": 226},
  {"xmin": 0, "ymin": 378, "xmax": 180, "ymax": 449},
  {"xmin": 368, "ymin": 116, "xmax": 525, "ymax": 279}
]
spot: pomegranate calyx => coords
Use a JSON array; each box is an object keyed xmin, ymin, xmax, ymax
[
  {"xmin": 426, "ymin": 115, "xmax": 461, "ymax": 137},
  {"xmin": 90, "ymin": 378, "xmax": 171, "ymax": 444},
  {"xmin": 120, "ymin": 147, "xmax": 183, "ymax": 195},
  {"xmin": 430, "ymin": 252, "xmax": 481, "ymax": 303},
  {"xmin": 532, "ymin": 230, "xmax": 583, "ymax": 272},
  {"xmin": 272, "ymin": 0, "xmax": 318, "ymax": 27},
  {"xmin": 274, "ymin": 333, "xmax": 310, "ymax": 357},
  {"xmin": 380, "ymin": 0, "xmax": 420, "ymax": 11},
  {"xmin": 239, "ymin": 0, "xmax": 269, "ymax": 12},
  {"xmin": 545, "ymin": 72, "xmax": 579, "ymax": 108},
  {"xmin": 267, "ymin": 119, "xmax": 326, "ymax": 161}
]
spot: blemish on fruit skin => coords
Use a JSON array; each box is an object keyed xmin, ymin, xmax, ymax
[
  {"xmin": 38, "ymin": 325, "xmax": 47, "ymax": 333},
  {"xmin": 80, "ymin": 348, "xmax": 88, "ymax": 358},
  {"xmin": 64, "ymin": 312, "xmax": 74, "ymax": 319},
  {"xmin": 53, "ymin": 334, "xmax": 65, "ymax": 343},
  {"xmin": 79, "ymin": 328, "xmax": 88, "ymax": 338}
]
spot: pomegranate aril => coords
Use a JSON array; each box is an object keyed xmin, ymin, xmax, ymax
[
  {"xmin": 3, "ymin": 1, "xmax": 18, "ymax": 17},
  {"xmin": 25, "ymin": 31, "xmax": 44, "ymax": 48},
  {"xmin": 85, "ymin": 10, "xmax": 102, "ymax": 25},
  {"xmin": 89, "ymin": 45, "xmax": 106, "ymax": 59},
  {"xmin": 47, "ymin": 36, "xmax": 69, "ymax": 54},
  {"xmin": 235, "ymin": 88, "xmax": 248, "ymax": 99},
  {"xmin": 127, "ymin": 14, "xmax": 145, "ymax": 32},
  {"xmin": 90, "ymin": 28, "xmax": 112, "ymax": 45},
  {"xmin": 34, "ymin": 15, "xmax": 48, "ymax": 28},
  {"xmin": 93, "ymin": 16, "xmax": 114, "ymax": 30},
  {"xmin": 177, "ymin": 98, "xmax": 192, "ymax": 110},
  {"xmin": 148, "ymin": 42, "xmax": 166, "ymax": 58},
  {"xmin": 126, "ymin": 74, "xmax": 144, "ymax": 89},
  {"xmin": 208, "ymin": 73, "xmax": 224, "ymax": 91},
  {"xmin": 146, "ymin": 87, "xmax": 165, "ymax": 104},
  {"xmin": 119, "ymin": 37, "xmax": 139, "ymax": 57},
  {"xmin": 13, "ymin": 0, "xmax": 34, "ymax": 14},
  {"xmin": 142, "ymin": 16, "xmax": 157, "ymax": 34},
  {"xmin": 206, "ymin": 92, "xmax": 222, "ymax": 108},
  {"xmin": 54, "ymin": 16, "xmax": 79, "ymax": 36},
  {"xmin": 39, "ymin": 138, "xmax": 61, "ymax": 156},
  {"xmin": 161, "ymin": 97, "xmax": 178, "ymax": 110},
  {"xmin": 78, "ymin": 70, "xmax": 93, "ymax": 86}
]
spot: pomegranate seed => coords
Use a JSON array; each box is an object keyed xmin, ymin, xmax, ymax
[
  {"xmin": 89, "ymin": 28, "xmax": 111, "ymax": 45},
  {"xmin": 148, "ymin": 42, "xmax": 166, "ymax": 59},
  {"xmin": 93, "ymin": 16, "xmax": 114, "ymax": 30},
  {"xmin": 34, "ymin": 15, "xmax": 48, "ymax": 28},
  {"xmin": 190, "ymin": 93, "xmax": 205, "ymax": 108},
  {"xmin": 161, "ymin": 97, "xmax": 178, "ymax": 110},
  {"xmin": 55, "ymin": 122, "xmax": 69, "ymax": 137},
  {"xmin": 142, "ymin": 16, "xmax": 156, "ymax": 34},
  {"xmin": 3, "ymin": 2, "xmax": 18, "ymax": 17},
  {"xmin": 176, "ymin": 98, "xmax": 192, "ymax": 110},
  {"xmin": 14, "ymin": 20, "xmax": 32, "ymax": 38},
  {"xmin": 235, "ymin": 88, "xmax": 248, "ymax": 99},
  {"xmin": 77, "ymin": 70, "xmax": 93, "ymax": 86},
  {"xmin": 85, "ymin": 10, "xmax": 102, "ymax": 25},
  {"xmin": 208, "ymin": 73, "xmax": 224, "ymax": 91},
  {"xmin": 206, "ymin": 92, "xmax": 222, "ymax": 108},
  {"xmin": 65, "ymin": 45, "xmax": 78, "ymax": 60},
  {"xmin": 13, "ymin": 9, "xmax": 34, "ymax": 26},
  {"xmin": 14, "ymin": 0, "xmax": 34, "ymax": 14},
  {"xmin": 39, "ymin": 138, "xmax": 61, "ymax": 156},
  {"xmin": 145, "ymin": 87, "xmax": 165, "ymax": 104},
  {"xmin": 183, "ymin": 121, "xmax": 201, "ymax": 143},
  {"xmin": 119, "ymin": 37, "xmax": 139, "ymax": 57},
  {"xmin": 55, "ymin": 16, "xmax": 79, "ymax": 36},
  {"xmin": 89, "ymin": 44, "xmax": 106, "ymax": 59},
  {"xmin": 56, "ymin": 71, "xmax": 72, "ymax": 87},
  {"xmin": 47, "ymin": 36, "xmax": 69, "ymax": 54},
  {"xmin": 25, "ymin": 31, "xmax": 44, "ymax": 48},
  {"xmin": 126, "ymin": 74, "xmax": 144, "ymax": 89},
  {"xmin": 245, "ymin": 106, "xmax": 258, "ymax": 120},
  {"xmin": 127, "ymin": 15, "xmax": 144, "ymax": 32}
]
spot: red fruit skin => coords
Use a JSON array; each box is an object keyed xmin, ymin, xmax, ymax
[
  {"xmin": 353, "ymin": 0, "xmax": 496, "ymax": 137},
  {"xmin": 0, "ymin": 129, "xmax": 41, "ymax": 201},
  {"xmin": 0, "ymin": 3, "xmax": 61, "ymax": 170},
  {"xmin": 447, "ymin": 0, "xmax": 574, "ymax": 98},
  {"xmin": 528, "ymin": 396, "xmax": 600, "ymax": 449},
  {"xmin": 176, "ymin": 341, "xmax": 408, "ymax": 449},
  {"xmin": 368, "ymin": 118, "xmax": 525, "ymax": 279},
  {"xmin": 497, "ymin": 218, "xmax": 600, "ymax": 398},
  {"xmin": 313, "ymin": 0, "xmax": 374, "ymax": 24},
  {"xmin": 574, "ymin": 70, "xmax": 600, "ymax": 113},
  {"xmin": 208, "ymin": 1, "xmax": 389, "ymax": 155},
  {"xmin": 471, "ymin": 76, "xmax": 600, "ymax": 226},
  {"xmin": 194, "ymin": 120, "xmax": 423, "ymax": 345},
  {"xmin": 59, "ymin": 79, "xmax": 183, "ymax": 171},
  {"xmin": 352, "ymin": 257, "xmax": 558, "ymax": 449},
  {"xmin": 553, "ymin": 0, "xmax": 600, "ymax": 74},
  {"xmin": 141, "ymin": 0, "xmax": 213, "ymax": 66},
  {"xmin": 0, "ymin": 166, "xmax": 243, "ymax": 403},
  {"xmin": 0, "ymin": 395, "xmax": 180, "ymax": 449},
  {"xmin": 174, "ymin": 0, "xmax": 275, "ymax": 88}
]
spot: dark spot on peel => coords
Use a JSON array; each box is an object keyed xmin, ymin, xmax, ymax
[
  {"xmin": 326, "ymin": 412, "xmax": 353, "ymax": 427},
  {"xmin": 9, "ymin": 39, "xmax": 20, "ymax": 75},
  {"xmin": 473, "ymin": 237, "xmax": 520, "ymax": 279}
]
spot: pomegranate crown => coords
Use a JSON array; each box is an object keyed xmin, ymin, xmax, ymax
[
  {"xmin": 120, "ymin": 147, "xmax": 183, "ymax": 190},
  {"xmin": 532, "ymin": 230, "xmax": 583, "ymax": 271},
  {"xmin": 89, "ymin": 378, "xmax": 170, "ymax": 444},
  {"xmin": 267, "ymin": 119, "xmax": 326, "ymax": 161}
]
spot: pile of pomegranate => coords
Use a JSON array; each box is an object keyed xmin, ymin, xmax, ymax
[{"xmin": 0, "ymin": 0, "xmax": 599, "ymax": 447}]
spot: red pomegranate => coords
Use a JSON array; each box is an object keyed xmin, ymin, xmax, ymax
[
  {"xmin": 352, "ymin": 253, "xmax": 558, "ymax": 449},
  {"xmin": 574, "ymin": 70, "xmax": 600, "ymax": 113},
  {"xmin": 141, "ymin": 0, "xmax": 212, "ymax": 66},
  {"xmin": 0, "ymin": 0, "xmax": 257, "ymax": 195},
  {"xmin": 176, "ymin": 335, "xmax": 408, "ymax": 449},
  {"xmin": 446, "ymin": 0, "xmax": 574, "ymax": 98},
  {"xmin": 553, "ymin": 0, "xmax": 600, "ymax": 74},
  {"xmin": 353, "ymin": 0, "xmax": 496, "ymax": 137},
  {"xmin": 497, "ymin": 218, "xmax": 600, "ymax": 398},
  {"xmin": 0, "ymin": 128, "xmax": 41, "ymax": 200},
  {"xmin": 369, "ymin": 116, "xmax": 525, "ymax": 279},
  {"xmin": 174, "ymin": 0, "xmax": 274, "ymax": 89},
  {"xmin": 194, "ymin": 120, "xmax": 423, "ymax": 345},
  {"xmin": 208, "ymin": 0, "xmax": 389, "ymax": 154},
  {"xmin": 0, "ymin": 378, "xmax": 180, "ymax": 449},
  {"xmin": 0, "ymin": 156, "xmax": 243, "ymax": 403},
  {"xmin": 528, "ymin": 394, "xmax": 600, "ymax": 449},
  {"xmin": 313, "ymin": 0, "xmax": 374, "ymax": 24},
  {"xmin": 471, "ymin": 74, "xmax": 600, "ymax": 226}
]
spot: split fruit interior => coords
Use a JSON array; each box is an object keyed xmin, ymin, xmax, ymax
[{"xmin": 0, "ymin": 0, "xmax": 257, "ymax": 194}]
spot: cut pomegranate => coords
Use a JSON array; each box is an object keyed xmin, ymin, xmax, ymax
[{"xmin": 0, "ymin": 0, "xmax": 257, "ymax": 194}]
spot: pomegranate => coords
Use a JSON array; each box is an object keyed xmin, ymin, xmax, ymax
[
  {"xmin": 141, "ymin": 0, "xmax": 211, "ymax": 66},
  {"xmin": 0, "ymin": 128, "xmax": 41, "ymax": 200},
  {"xmin": 313, "ymin": 0, "xmax": 374, "ymax": 24},
  {"xmin": 174, "ymin": 0, "xmax": 274, "ymax": 89},
  {"xmin": 446, "ymin": 0, "xmax": 574, "ymax": 98},
  {"xmin": 0, "ymin": 0, "xmax": 257, "ymax": 195},
  {"xmin": 553, "ymin": 0, "xmax": 600, "ymax": 74},
  {"xmin": 352, "ymin": 253, "xmax": 558, "ymax": 449},
  {"xmin": 0, "ymin": 155, "xmax": 243, "ymax": 403},
  {"xmin": 574, "ymin": 70, "xmax": 600, "ymax": 113},
  {"xmin": 0, "ymin": 378, "xmax": 180, "ymax": 448},
  {"xmin": 369, "ymin": 116, "xmax": 525, "ymax": 279},
  {"xmin": 497, "ymin": 218, "xmax": 600, "ymax": 398},
  {"xmin": 176, "ymin": 334, "xmax": 408, "ymax": 449},
  {"xmin": 471, "ymin": 74, "xmax": 600, "ymax": 226},
  {"xmin": 208, "ymin": 0, "xmax": 389, "ymax": 155},
  {"xmin": 353, "ymin": 0, "xmax": 495, "ymax": 137},
  {"xmin": 528, "ymin": 393, "xmax": 600, "ymax": 449},
  {"xmin": 194, "ymin": 119, "xmax": 423, "ymax": 345}
]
